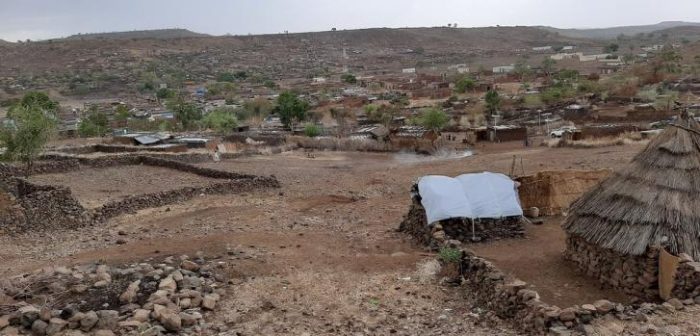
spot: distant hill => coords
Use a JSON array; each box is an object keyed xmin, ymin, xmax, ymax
[
  {"xmin": 62, "ymin": 28, "xmax": 209, "ymax": 40},
  {"xmin": 541, "ymin": 21, "xmax": 700, "ymax": 39}
]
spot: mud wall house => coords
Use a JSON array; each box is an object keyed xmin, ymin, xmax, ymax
[
  {"xmin": 562, "ymin": 116, "xmax": 700, "ymax": 300},
  {"xmin": 492, "ymin": 65, "xmax": 515, "ymax": 74},
  {"xmin": 389, "ymin": 126, "xmax": 439, "ymax": 152},
  {"xmin": 516, "ymin": 169, "xmax": 611, "ymax": 216},
  {"xmin": 561, "ymin": 104, "xmax": 589, "ymax": 121},
  {"xmin": 487, "ymin": 125, "xmax": 527, "ymax": 142},
  {"xmin": 350, "ymin": 125, "xmax": 389, "ymax": 141},
  {"xmin": 580, "ymin": 124, "xmax": 640, "ymax": 139}
]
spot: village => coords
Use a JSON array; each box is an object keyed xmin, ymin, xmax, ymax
[{"xmin": 3, "ymin": 12, "xmax": 700, "ymax": 336}]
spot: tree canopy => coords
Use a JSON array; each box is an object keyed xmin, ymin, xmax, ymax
[
  {"xmin": 78, "ymin": 106, "xmax": 109, "ymax": 137},
  {"xmin": 202, "ymin": 107, "xmax": 239, "ymax": 133},
  {"xmin": 485, "ymin": 90, "xmax": 501, "ymax": 114},
  {"xmin": 454, "ymin": 76, "xmax": 475, "ymax": 93},
  {"xmin": 167, "ymin": 97, "xmax": 202, "ymax": 130},
  {"xmin": 274, "ymin": 91, "xmax": 309, "ymax": 129},
  {"xmin": 1, "ymin": 103, "xmax": 56, "ymax": 175},
  {"xmin": 418, "ymin": 107, "xmax": 449, "ymax": 132}
]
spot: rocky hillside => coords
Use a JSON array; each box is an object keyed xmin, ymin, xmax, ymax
[
  {"xmin": 541, "ymin": 21, "xmax": 700, "ymax": 40},
  {"xmin": 61, "ymin": 29, "xmax": 210, "ymax": 40}
]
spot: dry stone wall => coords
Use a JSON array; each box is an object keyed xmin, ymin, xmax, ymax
[
  {"xmin": 398, "ymin": 200, "xmax": 523, "ymax": 249},
  {"xmin": 0, "ymin": 155, "xmax": 279, "ymax": 234},
  {"xmin": 671, "ymin": 255, "xmax": 700, "ymax": 300},
  {"xmin": 564, "ymin": 236, "xmax": 659, "ymax": 300},
  {"xmin": 93, "ymin": 177, "xmax": 278, "ymax": 222},
  {"xmin": 459, "ymin": 249, "xmax": 666, "ymax": 334}
]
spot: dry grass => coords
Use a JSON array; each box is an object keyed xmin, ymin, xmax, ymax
[
  {"xmin": 545, "ymin": 132, "xmax": 648, "ymax": 149},
  {"xmin": 563, "ymin": 119, "xmax": 700, "ymax": 259},
  {"xmin": 287, "ymin": 136, "xmax": 392, "ymax": 152}
]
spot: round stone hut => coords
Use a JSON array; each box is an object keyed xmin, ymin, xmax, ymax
[{"xmin": 562, "ymin": 115, "xmax": 700, "ymax": 299}]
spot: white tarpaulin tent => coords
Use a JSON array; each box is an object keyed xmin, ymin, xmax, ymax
[{"xmin": 417, "ymin": 172, "xmax": 523, "ymax": 225}]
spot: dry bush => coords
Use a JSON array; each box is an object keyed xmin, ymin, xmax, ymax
[
  {"xmin": 287, "ymin": 136, "xmax": 391, "ymax": 152},
  {"xmin": 545, "ymin": 132, "xmax": 647, "ymax": 148}
]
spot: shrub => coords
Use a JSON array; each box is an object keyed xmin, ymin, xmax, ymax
[
  {"xmin": 303, "ymin": 123, "xmax": 321, "ymax": 137},
  {"xmin": 438, "ymin": 247, "xmax": 462, "ymax": 264}
]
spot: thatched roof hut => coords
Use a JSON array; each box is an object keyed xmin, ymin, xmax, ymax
[{"xmin": 563, "ymin": 115, "xmax": 700, "ymax": 260}]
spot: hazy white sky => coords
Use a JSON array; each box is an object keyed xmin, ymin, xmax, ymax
[{"xmin": 1, "ymin": 0, "xmax": 699, "ymax": 41}]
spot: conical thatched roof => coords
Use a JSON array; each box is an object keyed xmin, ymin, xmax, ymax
[{"xmin": 563, "ymin": 116, "xmax": 700, "ymax": 259}]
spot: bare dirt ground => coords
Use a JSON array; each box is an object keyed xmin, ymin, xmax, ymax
[
  {"xmin": 29, "ymin": 165, "xmax": 220, "ymax": 208},
  {"xmin": 470, "ymin": 216, "xmax": 632, "ymax": 308},
  {"xmin": 8, "ymin": 141, "xmax": 697, "ymax": 335}
]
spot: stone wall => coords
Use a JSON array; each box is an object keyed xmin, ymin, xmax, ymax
[
  {"xmin": 672, "ymin": 255, "xmax": 700, "ymax": 300},
  {"xmin": 564, "ymin": 235, "xmax": 659, "ymax": 300},
  {"xmin": 460, "ymin": 249, "xmax": 632, "ymax": 334},
  {"xmin": 93, "ymin": 177, "xmax": 279, "ymax": 222},
  {"xmin": 398, "ymin": 200, "xmax": 524, "ymax": 250},
  {"xmin": 0, "ymin": 155, "xmax": 280, "ymax": 234},
  {"xmin": 0, "ymin": 177, "xmax": 91, "ymax": 233}
]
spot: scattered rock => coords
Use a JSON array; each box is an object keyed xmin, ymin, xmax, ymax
[
  {"xmin": 45, "ymin": 318, "xmax": 67, "ymax": 336},
  {"xmin": 79, "ymin": 311, "xmax": 98, "ymax": 331},
  {"xmin": 593, "ymin": 300, "xmax": 614, "ymax": 314},
  {"xmin": 31, "ymin": 319, "xmax": 48, "ymax": 336}
]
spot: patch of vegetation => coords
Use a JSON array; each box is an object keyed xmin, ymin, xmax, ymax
[
  {"xmin": 1, "ymin": 93, "xmax": 57, "ymax": 176},
  {"xmin": 202, "ymin": 107, "xmax": 239, "ymax": 134},
  {"xmin": 438, "ymin": 247, "xmax": 462, "ymax": 264},
  {"xmin": 78, "ymin": 106, "xmax": 109, "ymax": 137},
  {"xmin": 274, "ymin": 91, "xmax": 309, "ymax": 129},
  {"xmin": 341, "ymin": 73, "xmax": 357, "ymax": 84},
  {"xmin": 418, "ymin": 107, "xmax": 449, "ymax": 131},
  {"xmin": 303, "ymin": 123, "xmax": 321, "ymax": 137}
]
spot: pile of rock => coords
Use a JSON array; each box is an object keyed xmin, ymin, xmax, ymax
[
  {"xmin": 398, "ymin": 200, "xmax": 524, "ymax": 250},
  {"xmin": 564, "ymin": 236, "xmax": 659, "ymax": 300},
  {"xmin": 0, "ymin": 256, "xmax": 226, "ymax": 335}
]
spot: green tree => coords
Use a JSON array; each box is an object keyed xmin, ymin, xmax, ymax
[
  {"xmin": 303, "ymin": 123, "xmax": 321, "ymax": 137},
  {"xmin": 514, "ymin": 59, "xmax": 532, "ymax": 81},
  {"xmin": 78, "ymin": 106, "xmax": 109, "ymax": 137},
  {"xmin": 9, "ymin": 92, "xmax": 58, "ymax": 119},
  {"xmin": 485, "ymin": 90, "xmax": 501, "ymax": 114},
  {"xmin": 263, "ymin": 80, "xmax": 277, "ymax": 89},
  {"xmin": 167, "ymin": 97, "xmax": 202, "ymax": 130},
  {"xmin": 274, "ymin": 91, "xmax": 309, "ymax": 129},
  {"xmin": 365, "ymin": 104, "xmax": 398, "ymax": 128},
  {"xmin": 418, "ymin": 107, "xmax": 449, "ymax": 132},
  {"xmin": 454, "ymin": 76, "xmax": 475, "ymax": 93},
  {"xmin": 542, "ymin": 58, "xmax": 556, "ymax": 77},
  {"xmin": 202, "ymin": 108, "xmax": 239, "ymax": 133},
  {"xmin": 115, "ymin": 105, "xmax": 130, "ymax": 123},
  {"xmin": 341, "ymin": 73, "xmax": 357, "ymax": 84},
  {"xmin": 156, "ymin": 88, "xmax": 175, "ymax": 100},
  {"xmin": 604, "ymin": 43, "xmax": 620, "ymax": 53},
  {"xmin": 0, "ymin": 105, "xmax": 56, "ymax": 176}
]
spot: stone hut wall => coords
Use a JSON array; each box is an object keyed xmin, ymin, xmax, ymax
[
  {"xmin": 671, "ymin": 256, "xmax": 700, "ymax": 300},
  {"xmin": 564, "ymin": 235, "xmax": 659, "ymax": 300},
  {"xmin": 398, "ymin": 199, "xmax": 524, "ymax": 249},
  {"xmin": 460, "ymin": 249, "xmax": 630, "ymax": 334}
]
